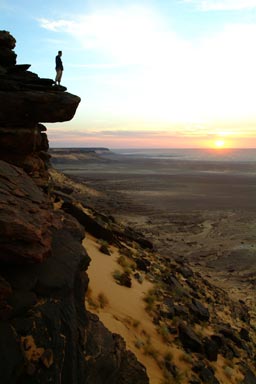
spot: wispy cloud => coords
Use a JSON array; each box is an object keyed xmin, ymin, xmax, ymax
[
  {"xmin": 183, "ymin": 0, "xmax": 256, "ymax": 11},
  {"xmin": 37, "ymin": 6, "xmax": 180, "ymax": 64}
]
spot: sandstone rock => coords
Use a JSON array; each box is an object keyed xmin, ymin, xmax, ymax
[
  {"xmin": 0, "ymin": 90, "xmax": 81, "ymax": 124},
  {"xmin": 0, "ymin": 160, "xmax": 53, "ymax": 263}
]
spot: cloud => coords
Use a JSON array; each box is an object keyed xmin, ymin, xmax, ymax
[
  {"xmin": 182, "ymin": 0, "xmax": 256, "ymax": 11},
  {"xmin": 38, "ymin": 5, "xmax": 256, "ymax": 126},
  {"xmin": 38, "ymin": 6, "xmax": 181, "ymax": 64}
]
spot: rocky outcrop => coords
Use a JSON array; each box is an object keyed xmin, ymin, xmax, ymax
[
  {"xmin": 0, "ymin": 30, "xmax": 80, "ymax": 186},
  {"xmin": 0, "ymin": 31, "xmax": 149, "ymax": 384}
]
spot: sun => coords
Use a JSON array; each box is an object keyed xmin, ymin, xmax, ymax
[{"xmin": 214, "ymin": 139, "xmax": 225, "ymax": 149}]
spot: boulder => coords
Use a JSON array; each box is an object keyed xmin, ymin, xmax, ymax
[
  {"xmin": 189, "ymin": 299, "xmax": 210, "ymax": 322},
  {"xmin": 178, "ymin": 323, "xmax": 203, "ymax": 353}
]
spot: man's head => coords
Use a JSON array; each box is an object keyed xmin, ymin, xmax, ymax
[{"xmin": 58, "ymin": 50, "xmax": 62, "ymax": 56}]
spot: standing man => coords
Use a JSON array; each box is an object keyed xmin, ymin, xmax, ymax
[{"xmin": 55, "ymin": 50, "xmax": 63, "ymax": 85}]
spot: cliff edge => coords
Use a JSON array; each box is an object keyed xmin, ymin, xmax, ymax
[{"xmin": 0, "ymin": 31, "xmax": 149, "ymax": 384}]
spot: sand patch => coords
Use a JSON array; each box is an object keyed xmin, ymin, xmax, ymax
[{"xmin": 84, "ymin": 234, "xmax": 181, "ymax": 384}]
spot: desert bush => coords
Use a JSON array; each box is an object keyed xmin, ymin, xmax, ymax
[
  {"xmin": 86, "ymin": 287, "xmax": 99, "ymax": 309},
  {"xmin": 134, "ymin": 339, "xmax": 144, "ymax": 349},
  {"xmin": 112, "ymin": 269, "xmax": 122, "ymax": 281},
  {"xmin": 223, "ymin": 365, "xmax": 233, "ymax": 379},
  {"xmin": 112, "ymin": 269, "xmax": 132, "ymax": 287},
  {"xmin": 97, "ymin": 292, "xmax": 109, "ymax": 308},
  {"xmin": 121, "ymin": 247, "xmax": 134, "ymax": 258},
  {"xmin": 132, "ymin": 319, "xmax": 141, "ymax": 328},
  {"xmin": 143, "ymin": 341, "xmax": 159, "ymax": 360},
  {"xmin": 178, "ymin": 352, "xmax": 193, "ymax": 364},
  {"xmin": 144, "ymin": 288, "xmax": 158, "ymax": 312},
  {"xmin": 158, "ymin": 324, "xmax": 171, "ymax": 342},
  {"xmin": 164, "ymin": 351, "xmax": 174, "ymax": 363}
]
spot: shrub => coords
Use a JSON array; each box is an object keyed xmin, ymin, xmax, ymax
[{"xmin": 97, "ymin": 292, "xmax": 109, "ymax": 308}]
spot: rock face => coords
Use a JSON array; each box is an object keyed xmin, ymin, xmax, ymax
[{"xmin": 0, "ymin": 31, "xmax": 149, "ymax": 384}]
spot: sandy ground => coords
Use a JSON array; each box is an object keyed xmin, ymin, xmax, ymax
[{"xmin": 83, "ymin": 234, "xmax": 167, "ymax": 383}]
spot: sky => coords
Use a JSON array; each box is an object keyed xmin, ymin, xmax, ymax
[{"xmin": 1, "ymin": 0, "xmax": 256, "ymax": 148}]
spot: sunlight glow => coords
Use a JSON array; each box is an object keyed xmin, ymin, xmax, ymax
[{"xmin": 214, "ymin": 139, "xmax": 225, "ymax": 148}]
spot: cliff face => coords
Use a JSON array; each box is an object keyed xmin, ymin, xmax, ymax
[{"xmin": 0, "ymin": 31, "xmax": 149, "ymax": 384}]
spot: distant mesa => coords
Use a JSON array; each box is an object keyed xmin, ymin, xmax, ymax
[{"xmin": 50, "ymin": 147, "xmax": 111, "ymax": 154}]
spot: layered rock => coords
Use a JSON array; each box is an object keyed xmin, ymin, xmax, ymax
[
  {"xmin": 0, "ymin": 31, "xmax": 149, "ymax": 384},
  {"xmin": 0, "ymin": 30, "xmax": 80, "ymax": 186}
]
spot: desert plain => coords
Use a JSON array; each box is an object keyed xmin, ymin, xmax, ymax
[
  {"xmin": 50, "ymin": 148, "xmax": 256, "ymax": 383},
  {"xmin": 51, "ymin": 148, "xmax": 256, "ymax": 314}
]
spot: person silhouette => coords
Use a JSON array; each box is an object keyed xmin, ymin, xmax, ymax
[{"xmin": 55, "ymin": 50, "xmax": 63, "ymax": 85}]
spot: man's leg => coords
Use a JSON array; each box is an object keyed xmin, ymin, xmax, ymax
[{"xmin": 55, "ymin": 69, "xmax": 62, "ymax": 85}]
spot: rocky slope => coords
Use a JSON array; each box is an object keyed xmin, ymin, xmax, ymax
[{"xmin": 0, "ymin": 31, "xmax": 149, "ymax": 384}]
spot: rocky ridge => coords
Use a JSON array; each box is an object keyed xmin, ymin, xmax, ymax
[{"xmin": 0, "ymin": 31, "xmax": 149, "ymax": 384}]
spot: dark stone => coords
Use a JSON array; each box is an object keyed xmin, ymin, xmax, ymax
[
  {"xmin": 242, "ymin": 368, "xmax": 256, "ymax": 384},
  {"xmin": 174, "ymin": 304, "xmax": 189, "ymax": 317},
  {"xmin": 199, "ymin": 367, "xmax": 220, "ymax": 384},
  {"xmin": 189, "ymin": 299, "xmax": 210, "ymax": 321},
  {"xmin": 99, "ymin": 244, "xmax": 111, "ymax": 255},
  {"xmin": 7, "ymin": 64, "xmax": 31, "ymax": 73},
  {"xmin": 0, "ymin": 321, "xmax": 24, "ymax": 383},
  {"xmin": 204, "ymin": 337, "xmax": 219, "ymax": 361},
  {"xmin": 162, "ymin": 275, "xmax": 190, "ymax": 297},
  {"xmin": 62, "ymin": 201, "xmax": 115, "ymax": 244},
  {"xmin": 219, "ymin": 326, "xmax": 244, "ymax": 348},
  {"xmin": 240, "ymin": 327, "xmax": 250, "ymax": 341},
  {"xmin": 178, "ymin": 323, "xmax": 203, "ymax": 353},
  {"xmin": 0, "ymin": 47, "xmax": 17, "ymax": 67},
  {"xmin": 84, "ymin": 313, "xmax": 149, "ymax": 384},
  {"xmin": 135, "ymin": 257, "xmax": 151, "ymax": 272},
  {"xmin": 8, "ymin": 290, "xmax": 37, "ymax": 316},
  {"xmin": 177, "ymin": 265, "xmax": 194, "ymax": 278},
  {"xmin": 11, "ymin": 317, "xmax": 34, "ymax": 336},
  {"xmin": 160, "ymin": 308, "xmax": 175, "ymax": 320},
  {"xmin": 122, "ymin": 227, "xmax": 154, "ymax": 250},
  {"xmin": 119, "ymin": 272, "xmax": 132, "ymax": 288},
  {"xmin": 0, "ymin": 30, "xmax": 16, "ymax": 49}
]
